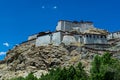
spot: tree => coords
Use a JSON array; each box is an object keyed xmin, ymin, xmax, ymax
[
  {"xmin": 90, "ymin": 52, "xmax": 120, "ymax": 80},
  {"xmin": 25, "ymin": 72, "xmax": 38, "ymax": 80},
  {"xmin": 90, "ymin": 55, "xmax": 102, "ymax": 80}
]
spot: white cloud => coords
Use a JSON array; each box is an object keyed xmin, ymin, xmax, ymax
[
  {"xmin": 53, "ymin": 6, "xmax": 57, "ymax": 9},
  {"xmin": 0, "ymin": 52, "xmax": 6, "ymax": 55},
  {"xmin": 3, "ymin": 42, "xmax": 9, "ymax": 47},
  {"xmin": 42, "ymin": 6, "xmax": 45, "ymax": 9}
]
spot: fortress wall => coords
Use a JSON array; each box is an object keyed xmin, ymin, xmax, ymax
[
  {"xmin": 62, "ymin": 35, "xmax": 77, "ymax": 45},
  {"xmin": 108, "ymin": 32, "xmax": 120, "ymax": 39},
  {"xmin": 107, "ymin": 33, "xmax": 113, "ymax": 39},
  {"xmin": 29, "ymin": 39, "xmax": 36, "ymax": 45},
  {"xmin": 36, "ymin": 32, "xmax": 63, "ymax": 46},
  {"xmin": 36, "ymin": 35, "xmax": 51, "ymax": 46},
  {"xmin": 52, "ymin": 32, "xmax": 62, "ymax": 46},
  {"xmin": 56, "ymin": 21, "xmax": 72, "ymax": 31},
  {"xmin": 36, "ymin": 32, "xmax": 107, "ymax": 46},
  {"xmin": 28, "ymin": 34, "xmax": 37, "ymax": 40},
  {"xmin": 19, "ymin": 39, "xmax": 36, "ymax": 46},
  {"xmin": 56, "ymin": 20, "xmax": 94, "ymax": 32},
  {"xmin": 84, "ymin": 35, "xmax": 107, "ymax": 44},
  {"xmin": 74, "ymin": 35, "xmax": 84, "ymax": 43}
]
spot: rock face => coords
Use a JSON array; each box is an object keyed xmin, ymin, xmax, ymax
[
  {"xmin": 0, "ymin": 44, "xmax": 90, "ymax": 79},
  {"xmin": 0, "ymin": 39, "xmax": 120, "ymax": 80}
]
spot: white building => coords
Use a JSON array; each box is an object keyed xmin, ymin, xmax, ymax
[
  {"xmin": 56, "ymin": 20, "xmax": 94, "ymax": 32},
  {"xmin": 107, "ymin": 31, "xmax": 120, "ymax": 40},
  {"xmin": 27, "ymin": 20, "xmax": 108, "ymax": 47}
]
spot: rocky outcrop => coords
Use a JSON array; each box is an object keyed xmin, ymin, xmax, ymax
[
  {"xmin": 0, "ymin": 43, "xmax": 94, "ymax": 79},
  {"xmin": 0, "ymin": 39, "xmax": 120, "ymax": 79}
]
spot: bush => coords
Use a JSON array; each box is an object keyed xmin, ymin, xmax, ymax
[
  {"xmin": 90, "ymin": 52, "xmax": 120, "ymax": 80},
  {"xmin": 39, "ymin": 62, "xmax": 88, "ymax": 80},
  {"xmin": 10, "ymin": 76, "xmax": 25, "ymax": 80},
  {"xmin": 10, "ymin": 73, "xmax": 38, "ymax": 80}
]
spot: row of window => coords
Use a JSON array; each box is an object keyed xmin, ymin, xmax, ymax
[{"xmin": 85, "ymin": 35, "xmax": 106, "ymax": 38}]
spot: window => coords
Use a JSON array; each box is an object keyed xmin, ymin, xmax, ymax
[
  {"xmin": 101, "ymin": 35, "xmax": 103, "ymax": 38},
  {"xmin": 80, "ymin": 36, "xmax": 82, "ymax": 38},
  {"xmin": 97, "ymin": 35, "xmax": 99, "ymax": 38},
  {"xmin": 93, "ymin": 35, "xmax": 96, "ymax": 38},
  {"xmin": 86, "ymin": 35, "xmax": 88, "ymax": 37},
  {"xmin": 89, "ymin": 35, "xmax": 92, "ymax": 38},
  {"xmin": 104, "ymin": 35, "xmax": 106, "ymax": 38}
]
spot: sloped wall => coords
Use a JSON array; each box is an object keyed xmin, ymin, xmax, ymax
[
  {"xmin": 62, "ymin": 35, "xmax": 77, "ymax": 45},
  {"xmin": 36, "ymin": 35, "xmax": 51, "ymax": 46},
  {"xmin": 84, "ymin": 35, "xmax": 107, "ymax": 44},
  {"xmin": 52, "ymin": 32, "xmax": 62, "ymax": 46},
  {"xmin": 36, "ymin": 32, "xmax": 62, "ymax": 46}
]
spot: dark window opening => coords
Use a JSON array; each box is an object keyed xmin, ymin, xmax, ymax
[
  {"xmin": 86, "ymin": 35, "xmax": 88, "ymax": 37},
  {"xmin": 93, "ymin": 35, "xmax": 96, "ymax": 38},
  {"xmin": 97, "ymin": 35, "xmax": 99, "ymax": 38},
  {"xmin": 89, "ymin": 35, "xmax": 92, "ymax": 38},
  {"xmin": 101, "ymin": 36, "xmax": 103, "ymax": 38},
  {"xmin": 80, "ymin": 36, "xmax": 82, "ymax": 38}
]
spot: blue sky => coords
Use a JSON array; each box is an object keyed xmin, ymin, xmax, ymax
[{"xmin": 0, "ymin": 0, "xmax": 120, "ymax": 60}]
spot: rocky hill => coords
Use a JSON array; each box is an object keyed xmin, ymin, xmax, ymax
[{"xmin": 0, "ymin": 39, "xmax": 120, "ymax": 80}]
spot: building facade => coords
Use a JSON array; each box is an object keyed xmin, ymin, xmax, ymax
[
  {"xmin": 56, "ymin": 20, "xmax": 94, "ymax": 32},
  {"xmin": 107, "ymin": 31, "xmax": 120, "ymax": 40},
  {"xmin": 27, "ymin": 20, "xmax": 108, "ymax": 47}
]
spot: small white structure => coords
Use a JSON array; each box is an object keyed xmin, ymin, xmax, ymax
[{"xmin": 107, "ymin": 31, "xmax": 120, "ymax": 40}]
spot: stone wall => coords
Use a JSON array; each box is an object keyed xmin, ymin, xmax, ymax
[
  {"xmin": 36, "ymin": 31, "xmax": 107, "ymax": 46},
  {"xmin": 62, "ymin": 34, "xmax": 84, "ymax": 46},
  {"xmin": 36, "ymin": 34, "xmax": 51, "ymax": 46},
  {"xmin": 28, "ymin": 34, "xmax": 38, "ymax": 40},
  {"xmin": 56, "ymin": 20, "xmax": 94, "ymax": 32},
  {"xmin": 62, "ymin": 35, "xmax": 77, "ymax": 45},
  {"xmin": 20, "ymin": 39, "xmax": 36, "ymax": 46},
  {"xmin": 84, "ymin": 34, "xmax": 107, "ymax": 44},
  {"xmin": 36, "ymin": 32, "xmax": 62, "ymax": 46},
  {"xmin": 52, "ymin": 32, "xmax": 63, "ymax": 46}
]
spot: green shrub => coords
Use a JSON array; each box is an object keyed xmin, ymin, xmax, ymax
[
  {"xmin": 10, "ymin": 76, "xmax": 25, "ymax": 80},
  {"xmin": 90, "ymin": 52, "xmax": 120, "ymax": 80}
]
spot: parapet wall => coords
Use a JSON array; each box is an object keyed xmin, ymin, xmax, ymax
[{"xmin": 56, "ymin": 20, "xmax": 94, "ymax": 32}]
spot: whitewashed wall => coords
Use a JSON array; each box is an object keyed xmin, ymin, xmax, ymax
[
  {"xmin": 28, "ymin": 34, "xmax": 37, "ymax": 40},
  {"xmin": 62, "ymin": 35, "xmax": 77, "ymax": 45},
  {"xmin": 52, "ymin": 32, "xmax": 62, "ymax": 46},
  {"xmin": 36, "ymin": 31, "xmax": 107, "ymax": 46},
  {"xmin": 84, "ymin": 35, "xmax": 107, "ymax": 44},
  {"xmin": 56, "ymin": 20, "xmax": 94, "ymax": 32},
  {"xmin": 36, "ymin": 32, "xmax": 62, "ymax": 46},
  {"xmin": 56, "ymin": 21, "xmax": 64, "ymax": 31},
  {"xmin": 36, "ymin": 35, "xmax": 51, "ymax": 46},
  {"xmin": 108, "ymin": 32, "xmax": 120, "ymax": 40},
  {"xmin": 56, "ymin": 21, "xmax": 72, "ymax": 31},
  {"xmin": 74, "ymin": 35, "xmax": 84, "ymax": 43}
]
